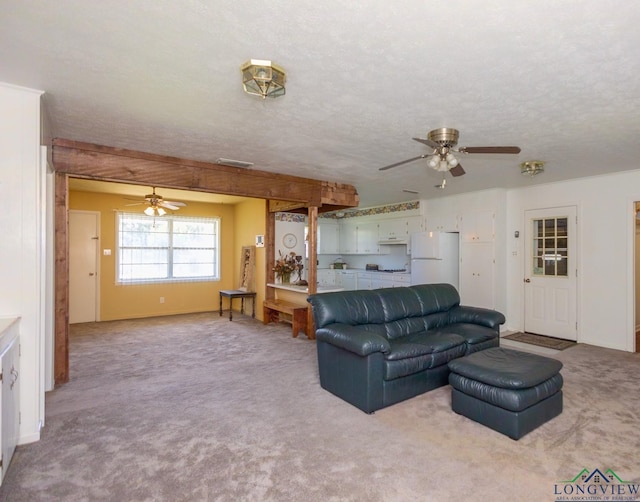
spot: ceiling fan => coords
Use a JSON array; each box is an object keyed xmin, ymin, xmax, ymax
[
  {"xmin": 379, "ymin": 127, "xmax": 521, "ymax": 177},
  {"xmin": 125, "ymin": 187, "xmax": 187, "ymax": 216}
]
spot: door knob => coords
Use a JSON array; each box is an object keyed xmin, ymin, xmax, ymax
[
  {"xmin": 89, "ymin": 272, "xmax": 95, "ymax": 276},
  {"xmin": 524, "ymin": 278, "xmax": 531, "ymax": 283}
]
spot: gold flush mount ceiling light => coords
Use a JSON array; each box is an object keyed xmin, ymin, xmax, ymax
[
  {"xmin": 520, "ymin": 160, "xmax": 545, "ymax": 176},
  {"xmin": 241, "ymin": 59, "xmax": 286, "ymax": 99}
]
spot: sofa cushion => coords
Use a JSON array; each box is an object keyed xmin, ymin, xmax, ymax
[
  {"xmin": 384, "ymin": 332, "xmax": 466, "ymax": 380},
  {"xmin": 307, "ymin": 290, "xmax": 385, "ymax": 328},
  {"xmin": 449, "ymin": 373, "xmax": 563, "ymax": 412},
  {"xmin": 432, "ymin": 323, "xmax": 499, "ymax": 346},
  {"xmin": 448, "ymin": 348, "xmax": 563, "ymax": 389},
  {"xmin": 409, "ymin": 283, "xmax": 460, "ymax": 314}
]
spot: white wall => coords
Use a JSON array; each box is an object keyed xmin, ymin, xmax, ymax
[
  {"xmin": 506, "ymin": 170, "xmax": 640, "ymax": 352},
  {"xmin": 0, "ymin": 82, "xmax": 45, "ymax": 443}
]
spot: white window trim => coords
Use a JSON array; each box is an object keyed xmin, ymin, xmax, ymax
[{"xmin": 116, "ymin": 212, "xmax": 220, "ymax": 285}]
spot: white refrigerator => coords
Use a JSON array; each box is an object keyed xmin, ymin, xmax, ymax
[{"xmin": 410, "ymin": 232, "xmax": 459, "ymax": 289}]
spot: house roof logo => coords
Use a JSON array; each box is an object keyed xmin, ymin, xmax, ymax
[
  {"xmin": 562, "ymin": 468, "xmax": 631, "ymax": 484},
  {"xmin": 555, "ymin": 468, "xmax": 639, "ymax": 501}
]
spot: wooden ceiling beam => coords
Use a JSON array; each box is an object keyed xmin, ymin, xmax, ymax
[{"xmin": 52, "ymin": 139, "xmax": 359, "ymax": 209}]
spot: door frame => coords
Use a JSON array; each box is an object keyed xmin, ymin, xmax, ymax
[
  {"xmin": 629, "ymin": 198, "xmax": 639, "ymax": 352},
  {"xmin": 522, "ymin": 205, "xmax": 579, "ymax": 341},
  {"xmin": 68, "ymin": 209, "xmax": 101, "ymax": 324}
]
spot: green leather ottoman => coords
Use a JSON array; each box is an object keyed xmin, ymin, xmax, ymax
[{"xmin": 448, "ymin": 348, "xmax": 563, "ymax": 440}]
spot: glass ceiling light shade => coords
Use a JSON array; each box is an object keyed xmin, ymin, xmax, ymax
[
  {"xmin": 241, "ymin": 59, "xmax": 286, "ymax": 99},
  {"xmin": 144, "ymin": 206, "xmax": 166, "ymax": 217},
  {"xmin": 520, "ymin": 160, "xmax": 545, "ymax": 176},
  {"xmin": 427, "ymin": 149, "xmax": 460, "ymax": 172}
]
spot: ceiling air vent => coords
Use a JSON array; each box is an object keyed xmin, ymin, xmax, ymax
[{"xmin": 216, "ymin": 158, "xmax": 254, "ymax": 168}]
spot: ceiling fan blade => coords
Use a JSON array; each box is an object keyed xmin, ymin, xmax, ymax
[
  {"xmin": 449, "ymin": 164, "xmax": 465, "ymax": 177},
  {"xmin": 159, "ymin": 201, "xmax": 181, "ymax": 210},
  {"xmin": 412, "ymin": 137, "xmax": 439, "ymax": 149},
  {"xmin": 379, "ymin": 155, "xmax": 427, "ymax": 171},
  {"xmin": 124, "ymin": 202, "xmax": 144, "ymax": 206},
  {"xmin": 163, "ymin": 200, "xmax": 186, "ymax": 207},
  {"xmin": 458, "ymin": 146, "xmax": 521, "ymax": 154}
]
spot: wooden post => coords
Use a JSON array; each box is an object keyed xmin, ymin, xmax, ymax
[
  {"xmin": 306, "ymin": 206, "xmax": 318, "ymax": 339},
  {"xmin": 54, "ymin": 172, "xmax": 69, "ymax": 384}
]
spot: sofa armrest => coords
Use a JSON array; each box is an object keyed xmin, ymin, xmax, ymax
[
  {"xmin": 316, "ymin": 323, "xmax": 390, "ymax": 357},
  {"xmin": 449, "ymin": 306, "xmax": 506, "ymax": 329}
]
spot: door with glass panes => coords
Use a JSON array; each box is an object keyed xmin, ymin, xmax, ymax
[{"xmin": 524, "ymin": 206, "xmax": 577, "ymax": 340}]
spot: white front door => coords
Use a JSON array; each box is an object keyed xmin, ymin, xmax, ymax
[
  {"xmin": 69, "ymin": 210, "xmax": 100, "ymax": 324},
  {"xmin": 524, "ymin": 206, "xmax": 577, "ymax": 340}
]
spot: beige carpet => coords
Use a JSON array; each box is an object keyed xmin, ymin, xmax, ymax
[{"xmin": 1, "ymin": 313, "xmax": 639, "ymax": 501}]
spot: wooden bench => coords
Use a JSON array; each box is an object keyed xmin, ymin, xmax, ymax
[{"xmin": 263, "ymin": 299, "xmax": 309, "ymax": 338}]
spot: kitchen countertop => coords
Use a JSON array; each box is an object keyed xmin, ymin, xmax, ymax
[
  {"xmin": 267, "ymin": 283, "xmax": 345, "ymax": 293},
  {"xmin": 319, "ymin": 268, "xmax": 410, "ymax": 275}
]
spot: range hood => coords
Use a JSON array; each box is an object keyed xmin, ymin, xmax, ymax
[{"xmin": 378, "ymin": 238, "xmax": 408, "ymax": 245}]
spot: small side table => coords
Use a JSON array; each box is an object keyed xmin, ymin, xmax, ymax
[{"xmin": 219, "ymin": 290, "xmax": 257, "ymax": 321}]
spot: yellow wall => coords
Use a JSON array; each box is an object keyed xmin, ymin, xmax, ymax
[
  {"xmin": 234, "ymin": 198, "xmax": 267, "ymax": 320},
  {"xmin": 69, "ymin": 190, "xmax": 265, "ymax": 321}
]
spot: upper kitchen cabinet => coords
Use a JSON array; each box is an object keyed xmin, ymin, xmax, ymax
[
  {"xmin": 378, "ymin": 216, "xmax": 423, "ymax": 242},
  {"xmin": 339, "ymin": 221, "xmax": 358, "ymax": 254},
  {"xmin": 356, "ymin": 221, "xmax": 379, "ymax": 254},
  {"xmin": 459, "ymin": 210, "xmax": 494, "ymax": 242},
  {"xmin": 426, "ymin": 212, "xmax": 459, "ymax": 233},
  {"xmin": 318, "ymin": 220, "xmax": 340, "ymax": 254}
]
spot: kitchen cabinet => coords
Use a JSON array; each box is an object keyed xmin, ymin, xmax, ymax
[
  {"xmin": 371, "ymin": 274, "xmax": 395, "ymax": 290},
  {"xmin": 357, "ymin": 222, "xmax": 379, "ymax": 254},
  {"xmin": 339, "ymin": 271, "xmax": 357, "ymax": 291},
  {"xmin": 318, "ymin": 221, "xmax": 340, "ymax": 254},
  {"xmin": 339, "ymin": 222, "xmax": 358, "ymax": 254},
  {"xmin": 0, "ymin": 318, "xmax": 19, "ymax": 485},
  {"xmin": 393, "ymin": 274, "xmax": 411, "ymax": 287},
  {"xmin": 378, "ymin": 216, "xmax": 423, "ymax": 241},
  {"xmin": 460, "ymin": 210, "xmax": 494, "ymax": 242},
  {"xmin": 459, "ymin": 242, "xmax": 494, "ymax": 309},
  {"xmin": 317, "ymin": 269, "xmax": 337, "ymax": 287},
  {"xmin": 426, "ymin": 213, "xmax": 459, "ymax": 233},
  {"xmin": 356, "ymin": 272, "xmax": 372, "ymax": 290}
]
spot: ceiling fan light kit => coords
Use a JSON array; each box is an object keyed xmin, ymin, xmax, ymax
[
  {"xmin": 520, "ymin": 160, "xmax": 545, "ymax": 176},
  {"xmin": 144, "ymin": 206, "xmax": 166, "ymax": 217},
  {"xmin": 126, "ymin": 187, "xmax": 187, "ymax": 216},
  {"xmin": 379, "ymin": 127, "xmax": 521, "ymax": 179},
  {"xmin": 241, "ymin": 59, "xmax": 286, "ymax": 99}
]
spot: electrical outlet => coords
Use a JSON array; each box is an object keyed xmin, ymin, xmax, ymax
[{"xmin": 160, "ymin": 297, "xmax": 165, "ymax": 304}]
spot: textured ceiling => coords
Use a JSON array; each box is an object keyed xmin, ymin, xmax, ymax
[{"xmin": 2, "ymin": 1, "xmax": 640, "ymax": 207}]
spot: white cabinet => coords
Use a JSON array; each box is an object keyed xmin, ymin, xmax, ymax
[
  {"xmin": 426, "ymin": 213, "xmax": 459, "ymax": 233},
  {"xmin": 318, "ymin": 221, "xmax": 340, "ymax": 254},
  {"xmin": 0, "ymin": 318, "xmax": 19, "ymax": 485},
  {"xmin": 340, "ymin": 271, "xmax": 357, "ymax": 291},
  {"xmin": 371, "ymin": 274, "xmax": 395, "ymax": 290},
  {"xmin": 378, "ymin": 219, "xmax": 404, "ymax": 242},
  {"xmin": 459, "ymin": 242, "xmax": 495, "ymax": 309},
  {"xmin": 317, "ymin": 269, "xmax": 337, "ymax": 287},
  {"xmin": 378, "ymin": 216, "xmax": 423, "ymax": 241},
  {"xmin": 339, "ymin": 222, "xmax": 358, "ymax": 254},
  {"xmin": 394, "ymin": 274, "xmax": 411, "ymax": 287},
  {"xmin": 460, "ymin": 210, "xmax": 494, "ymax": 242},
  {"xmin": 357, "ymin": 222, "xmax": 379, "ymax": 254},
  {"xmin": 356, "ymin": 272, "xmax": 373, "ymax": 290}
]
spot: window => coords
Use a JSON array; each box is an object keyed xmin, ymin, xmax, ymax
[
  {"xmin": 531, "ymin": 217, "xmax": 568, "ymax": 277},
  {"xmin": 117, "ymin": 212, "xmax": 219, "ymax": 284}
]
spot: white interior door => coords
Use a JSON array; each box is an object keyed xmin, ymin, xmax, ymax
[
  {"xmin": 69, "ymin": 210, "xmax": 100, "ymax": 324},
  {"xmin": 524, "ymin": 206, "xmax": 577, "ymax": 340}
]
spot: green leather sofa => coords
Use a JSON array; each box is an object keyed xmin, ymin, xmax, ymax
[{"xmin": 307, "ymin": 283, "xmax": 505, "ymax": 413}]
